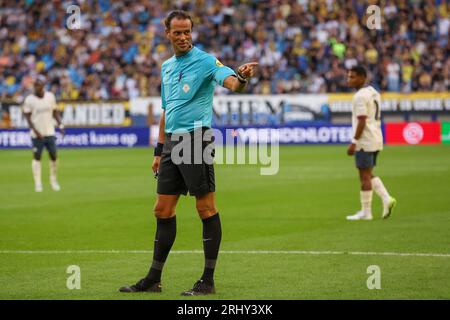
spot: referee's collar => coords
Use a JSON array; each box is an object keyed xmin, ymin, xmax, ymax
[{"xmin": 175, "ymin": 46, "xmax": 195, "ymax": 60}]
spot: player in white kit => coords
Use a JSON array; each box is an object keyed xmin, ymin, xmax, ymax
[
  {"xmin": 346, "ymin": 66, "xmax": 397, "ymax": 220},
  {"xmin": 23, "ymin": 78, "xmax": 64, "ymax": 192}
]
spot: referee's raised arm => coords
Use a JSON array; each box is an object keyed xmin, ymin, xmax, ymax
[{"xmin": 223, "ymin": 62, "xmax": 259, "ymax": 93}]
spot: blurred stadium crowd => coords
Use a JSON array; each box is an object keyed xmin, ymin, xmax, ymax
[{"xmin": 0, "ymin": 0, "xmax": 449, "ymax": 101}]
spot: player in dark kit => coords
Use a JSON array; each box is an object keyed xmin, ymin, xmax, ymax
[{"xmin": 119, "ymin": 11, "xmax": 258, "ymax": 295}]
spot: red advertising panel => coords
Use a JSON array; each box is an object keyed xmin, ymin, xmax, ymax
[{"xmin": 385, "ymin": 122, "xmax": 441, "ymax": 145}]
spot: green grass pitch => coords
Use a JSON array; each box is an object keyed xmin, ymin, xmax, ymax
[{"xmin": 0, "ymin": 145, "xmax": 449, "ymax": 299}]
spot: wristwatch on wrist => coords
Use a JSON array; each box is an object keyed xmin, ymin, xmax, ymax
[
  {"xmin": 351, "ymin": 138, "xmax": 358, "ymax": 144},
  {"xmin": 59, "ymin": 124, "xmax": 65, "ymax": 129},
  {"xmin": 236, "ymin": 70, "xmax": 248, "ymax": 84}
]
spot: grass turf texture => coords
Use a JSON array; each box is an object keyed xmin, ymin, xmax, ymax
[{"xmin": 0, "ymin": 145, "xmax": 449, "ymax": 299}]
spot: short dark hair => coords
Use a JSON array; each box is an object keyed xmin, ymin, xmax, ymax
[
  {"xmin": 164, "ymin": 10, "xmax": 194, "ymax": 30},
  {"xmin": 350, "ymin": 65, "xmax": 367, "ymax": 78}
]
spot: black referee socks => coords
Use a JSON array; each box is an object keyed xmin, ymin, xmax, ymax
[
  {"xmin": 145, "ymin": 216, "xmax": 177, "ymax": 285},
  {"xmin": 145, "ymin": 214, "xmax": 221, "ymax": 287},
  {"xmin": 201, "ymin": 213, "xmax": 222, "ymax": 285}
]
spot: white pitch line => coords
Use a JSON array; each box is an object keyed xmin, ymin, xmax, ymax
[{"xmin": 0, "ymin": 250, "xmax": 449, "ymax": 258}]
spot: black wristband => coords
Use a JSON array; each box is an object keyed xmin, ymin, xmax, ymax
[{"xmin": 154, "ymin": 142, "xmax": 164, "ymax": 157}]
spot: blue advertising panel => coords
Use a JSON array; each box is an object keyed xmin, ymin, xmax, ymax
[
  {"xmin": 2, "ymin": 124, "xmax": 386, "ymax": 148},
  {"xmin": 0, "ymin": 127, "xmax": 150, "ymax": 149},
  {"xmin": 211, "ymin": 124, "xmax": 353, "ymax": 145}
]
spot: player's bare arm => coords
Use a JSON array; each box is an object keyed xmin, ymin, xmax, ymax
[
  {"xmin": 23, "ymin": 112, "xmax": 43, "ymax": 140},
  {"xmin": 52, "ymin": 109, "xmax": 64, "ymax": 136},
  {"xmin": 223, "ymin": 62, "xmax": 259, "ymax": 93},
  {"xmin": 152, "ymin": 111, "xmax": 166, "ymax": 175},
  {"xmin": 347, "ymin": 116, "xmax": 367, "ymax": 156}
]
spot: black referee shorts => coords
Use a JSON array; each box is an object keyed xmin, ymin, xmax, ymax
[{"xmin": 157, "ymin": 127, "xmax": 215, "ymax": 197}]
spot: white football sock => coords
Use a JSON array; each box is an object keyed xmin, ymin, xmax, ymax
[
  {"xmin": 371, "ymin": 177, "xmax": 390, "ymax": 204},
  {"xmin": 32, "ymin": 159, "xmax": 42, "ymax": 187},
  {"xmin": 360, "ymin": 190, "xmax": 373, "ymax": 216},
  {"xmin": 50, "ymin": 160, "xmax": 58, "ymax": 183}
]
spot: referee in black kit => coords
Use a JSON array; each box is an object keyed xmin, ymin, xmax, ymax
[{"xmin": 120, "ymin": 10, "xmax": 258, "ymax": 295}]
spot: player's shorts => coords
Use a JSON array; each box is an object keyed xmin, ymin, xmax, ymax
[
  {"xmin": 32, "ymin": 136, "xmax": 57, "ymax": 159},
  {"xmin": 355, "ymin": 150, "xmax": 379, "ymax": 169},
  {"xmin": 157, "ymin": 127, "xmax": 215, "ymax": 197}
]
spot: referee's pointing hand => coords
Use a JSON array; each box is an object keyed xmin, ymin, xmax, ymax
[{"xmin": 237, "ymin": 62, "xmax": 259, "ymax": 79}]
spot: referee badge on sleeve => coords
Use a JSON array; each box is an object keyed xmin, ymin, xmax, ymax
[{"xmin": 216, "ymin": 59, "xmax": 224, "ymax": 67}]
